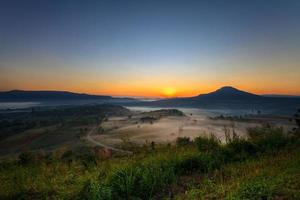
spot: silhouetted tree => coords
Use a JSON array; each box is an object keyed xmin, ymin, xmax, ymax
[
  {"xmin": 151, "ymin": 141, "xmax": 155, "ymax": 150},
  {"xmin": 290, "ymin": 109, "xmax": 300, "ymax": 134}
]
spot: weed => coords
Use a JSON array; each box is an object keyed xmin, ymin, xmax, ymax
[
  {"xmin": 229, "ymin": 177, "xmax": 275, "ymax": 200},
  {"xmin": 176, "ymin": 137, "xmax": 191, "ymax": 147},
  {"xmin": 194, "ymin": 135, "xmax": 220, "ymax": 152}
]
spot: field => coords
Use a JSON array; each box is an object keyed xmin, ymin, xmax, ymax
[
  {"xmin": 0, "ymin": 123, "xmax": 299, "ymax": 199},
  {"xmin": 0, "ymin": 105, "xmax": 299, "ymax": 199},
  {"xmin": 0, "ymin": 104, "xmax": 294, "ymax": 157},
  {"xmin": 91, "ymin": 107, "xmax": 294, "ymax": 149}
]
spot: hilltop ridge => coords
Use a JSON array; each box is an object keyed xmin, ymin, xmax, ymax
[{"xmin": 0, "ymin": 90, "xmax": 137, "ymax": 102}]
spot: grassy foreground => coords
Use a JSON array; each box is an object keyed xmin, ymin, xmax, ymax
[
  {"xmin": 170, "ymin": 147, "xmax": 300, "ymax": 199},
  {"xmin": 0, "ymin": 125, "xmax": 299, "ymax": 199}
]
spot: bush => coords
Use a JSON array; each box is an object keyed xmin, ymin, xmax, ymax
[
  {"xmin": 175, "ymin": 154, "xmax": 203, "ymax": 173},
  {"xmin": 80, "ymin": 180, "xmax": 112, "ymax": 200},
  {"xmin": 108, "ymin": 165, "xmax": 140, "ymax": 199},
  {"xmin": 18, "ymin": 151, "xmax": 36, "ymax": 165},
  {"xmin": 290, "ymin": 109, "xmax": 300, "ymax": 135},
  {"xmin": 231, "ymin": 178, "xmax": 275, "ymax": 200},
  {"xmin": 194, "ymin": 135, "xmax": 220, "ymax": 152},
  {"xmin": 220, "ymin": 139, "xmax": 257, "ymax": 162},
  {"xmin": 138, "ymin": 161, "xmax": 176, "ymax": 197},
  {"xmin": 79, "ymin": 153, "xmax": 98, "ymax": 168},
  {"xmin": 108, "ymin": 159, "xmax": 177, "ymax": 199},
  {"xmin": 197, "ymin": 153, "xmax": 223, "ymax": 172},
  {"xmin": 176, "ymin": 137, "xmax": 191, "ymax": 147},
  {"xmin": 247, "ymin": 125, "xmax": 289, "ymax": 152},
  {"xmin": 13, "ymin": 189, "xmax": 57, "ymax": 200},
  {"xmin": 61, "ymin": 150, "xmax": 75, "ymax": 163}
]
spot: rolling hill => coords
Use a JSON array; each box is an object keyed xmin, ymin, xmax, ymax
[{"xmin": 0, "ymin": 90, "xmax": 135, "ymax": 103}]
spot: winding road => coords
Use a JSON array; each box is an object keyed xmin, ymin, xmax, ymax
[{"xmin": 86, "ymin": 125, "xmax": 133, "ymax": 154}]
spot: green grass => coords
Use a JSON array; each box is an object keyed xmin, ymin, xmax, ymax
[
  {"xmin": 174, "ymin": 148, "xmax": 300, "ymax": 200},
  {"xmin": 0, "ymin": 125, "xmax": 299, "ymax": 199}
]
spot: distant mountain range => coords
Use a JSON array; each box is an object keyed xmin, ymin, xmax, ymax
[
  {"xmin": 1, "ymin": 87, "xmax": 299, "ymax": 114},
  {"xmin": 0, "ymin": 90, "xmax": 135, "ymax": 102},
  {"xmin": 134, "ymin": 86, "xmax": 300, "ymax": 114}
]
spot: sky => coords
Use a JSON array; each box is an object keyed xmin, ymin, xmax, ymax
[{"xmin": 0, "ymin": 0, "xmax": 300, "ymax": 97}]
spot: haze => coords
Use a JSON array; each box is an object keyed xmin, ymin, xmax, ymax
[{"xmin": 1, "ymin": 0, "xmax": 300, "ymax": 97}]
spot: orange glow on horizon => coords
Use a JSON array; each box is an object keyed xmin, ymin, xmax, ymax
[
  {"xmin": 161, "ymin": 87, "xmax": 177, "ymax": 98},
  {"xmin": 1, "ymin": 71, "xmax": 300, "ymax": 98},
  {"xmin": 1, "ymin": 57, "xmax": 300, "ymax": 98},
  {"xmin": 1, "ymin": 85, "xmax": 300, "ymax": 98},
  {"xmin": 59, "ymin": 85, "xmax": 300, "ymax": 98}
]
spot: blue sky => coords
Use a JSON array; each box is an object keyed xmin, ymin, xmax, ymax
[{"xmin": 1, "ymin": 0, "xmax": 300, "ymax": 97}]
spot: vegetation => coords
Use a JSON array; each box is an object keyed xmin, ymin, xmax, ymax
[
  {"xmin": 0, "ymin": 120, "xmax": 299, "ymax": 199},
  {"xmin": 140, "ymin": 109, "xmax": 184, "ymax": 119},
  {"xmin": 0, "ymin": 104, "xmax": 131, "ymax": 156},
  {"xmin": 174, "ymin": 147, "xmax": 300, "ymax": 200},
  {"xmin": 209, "ymin": 115, "xmax": 251, "ymax": 122},
  {"xmin": 0, "ymin": 104, "xmax": 130, "ymax": 138},
  {"xmin": 176, "ymin": 137, "xmax": 191, "ymax": 147},
  {"xmin": 194, "ymin": 135, "xmax": 220, "ymax": 153}
]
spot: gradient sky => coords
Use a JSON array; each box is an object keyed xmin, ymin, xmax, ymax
[{"xmin": 1, "ymin": 0, "xmax": 300, "ymax": 97}]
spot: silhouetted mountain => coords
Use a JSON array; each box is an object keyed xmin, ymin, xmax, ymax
[
  {"xmin": 143, "ymin": 86, "xmax": 261, "ymax": 106},
  {"xmin": 194, "ymin": 86, "xmax": 261, "ymax": 100},
  {"xmin": 0, "ymin": 90, "xmax": 135, "ymax": 102},
  {"xmin": 134, "ymin": 86, "xmax": 300, "ymax": 114},
  {"xmin": 1, "ymin": 88, "xmax": 299, "ymax": 114}
]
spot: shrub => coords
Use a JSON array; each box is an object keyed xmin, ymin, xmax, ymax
[
  {"xmin": 108, "ymin": 157, "xmax": 178, "ymax": 199},
  {"xmin": 247, "ymin": 125, "xmax": 289, "ymax": 152},
  {"xmin": 61, "ymin": 150, "xmax": 75, "ymax": 163},
  {"xmin": 79, "ymin": 180, "xmax": 112, "ymax": 200},
  {"xmin": 138, "ymin": 161, "xmax": 176, "ymax": 198},
  {"xmin": 221, "ymin": 139, "xmax": 257, "ymax": 162},
  {"xmin": 79, "ymin": 153, "xmax": 98, "ymax": 168},
  {"xmin": 194, "ymin": 135, "xmax": 220, "ymax": 152},
  {"xmin": 108, "ymin": 165, "xmax": 141, "ymax": 199},
  {"xmin": 176, "ymin": 137, "xmax": 191, "ymax": 147},
  {"xmin": 175, "ymin": 154, "xmax": 203, "ymax": 173},
  {"xmin": 18, "ymin": 151, "xmax": 36, "ymax": 165},
  {"xmin": 290, "ymin": 109, "xmax": 300, "ymax": 135},
  {"xmin": 231, "ymin": 178, "xmax": 275, "ymax": 200},
  {"xmin": 13, "ymin": 189, "xmax": 57, "ymax": 200},
  {"xmin": 198, "ymin": 153, "xmax": 222, "ymax": 172}
]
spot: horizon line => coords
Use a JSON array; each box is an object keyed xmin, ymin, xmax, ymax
[{"xmin": 1, "ymin": 86, "xmax": 300, "ymax": 98}]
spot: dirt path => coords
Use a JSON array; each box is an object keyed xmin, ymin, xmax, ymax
[{"xmin": 86, "ymin": 125, "xmax": 133, "ymax": 154}]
